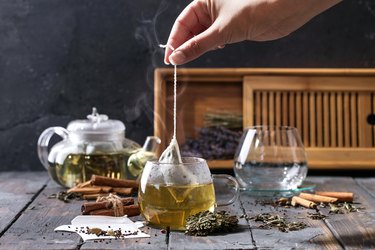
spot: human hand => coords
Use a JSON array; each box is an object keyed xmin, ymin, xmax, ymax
[{"xmin": 164, "ymin": 0, "xmax": 341, "ymax": 65}]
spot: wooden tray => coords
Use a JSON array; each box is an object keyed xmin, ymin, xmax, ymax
[{"xmin": 154, "ymin": 68, "xmax": 375, "ymax": 170}]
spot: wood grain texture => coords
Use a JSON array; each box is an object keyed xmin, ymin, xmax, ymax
[
  {"xmin": 330, "ymin": 93, "xmax": 337, "ymax": 147},
  {"xmin": 296, "ymin": 92, "xmax": 302, "ymax": 140},
  {"xmin": 240, "ymin": 190, "xmax": 340, "ymax": 249},
  {"xmin": 344, "ymin": 93, "xmax": 350, "ymax": 147},
  {"xmin": 255, "ymin": 91, "xmax": 261, "ymax": 125},
  {"xmin": 269, "ymin": 91, "xmax": 275, "ymax": 127},
  {"xmin": 0, "ymin": 172, "xmax": 48, "ymax": 236},
  {"xmin": 310, "ymin": 92, "xmax": 316, "ymax": 147},
  {"xmin": 323, "ymin": 92, "xmax": 330, "ymax": 147},
  {"xmin": 1, "ymin": 173, "xmax": 375, "ymax": 249},
  {"xmin": 337, "ymin": 93, "xmax": 343, "ymax": 147},
  {"xmin": 156, "ymin": 69, "xmax": 375, "ymax": 170},
  {"xmin": 355, "ymin": 178, "xmax": 375, "ymax": 199},
  {"xmin": 276, "ymin": 92, "xmax": 281, "ymax": 129},
  {"xmin": 262, "ymin": 91, "xmax": 268, "ymax": 125},
  {"xmin": 351, "ymin": 93, "xmax": 358, "ymax": 147},
  {"xmin": 310, "ymin": 177, "xmax": 375, "ymax": 249},
  {"xmin": 168, "ymin": 199, "xmax": 255, "ymax": 250},
  {"xmin": 0, "ymin": 180, "xmax": 81, "ymax": 250},
  {"xmin": 358, "ymin": 93, "xmax": 372, "ymax": 147},
  {"xmin": 303, "ymin": 92, "xmax": 309, "ymax": 147},
  {"xmin": 243, "ymin": 81, "xmax": 253, "ymax": 127}
]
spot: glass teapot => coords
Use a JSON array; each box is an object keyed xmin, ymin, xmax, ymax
[{"xmin": 37, "ymin": 108, "xmax": 160, "ymax": 188}]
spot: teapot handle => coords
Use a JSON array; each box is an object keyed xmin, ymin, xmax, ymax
[{"xmin": 37, "ymin": 127, "xmax": 69, "ymax": 170}]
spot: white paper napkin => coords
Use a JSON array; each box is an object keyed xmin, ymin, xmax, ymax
[{"xmin": 54, "ymin": 215, "xmax": 150, "ymax": 242}]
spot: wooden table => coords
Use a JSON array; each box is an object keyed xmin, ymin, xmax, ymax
[{"xmin": 0, "ymin": 172, "xmax": 374, "ymax": 249}]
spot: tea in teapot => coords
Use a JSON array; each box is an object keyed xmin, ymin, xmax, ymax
[{"xmin": 37, "ymin": 108, "xmax": 160, "ymax": 188}]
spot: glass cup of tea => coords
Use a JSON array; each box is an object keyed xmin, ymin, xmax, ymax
[
  {"xmin": 233, "ymin": 126, "xmax": 308, "ymax": 192},
  {"xmin": 138, "ymin": 157, "xmax": 239, "ymax": 231}
]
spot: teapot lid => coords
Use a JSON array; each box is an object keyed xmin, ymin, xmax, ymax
[{"xmin": 67, "ymin": 107, "xmax": 125, "ymax": 134}]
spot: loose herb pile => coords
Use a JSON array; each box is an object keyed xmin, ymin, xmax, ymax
[
  {"xmin": 185, "ymin": 210, "xmax": 239, "ymax": 236},
  {"xmin": 245, "ymin": 213, "xmax": 307, "ymax": 232}
]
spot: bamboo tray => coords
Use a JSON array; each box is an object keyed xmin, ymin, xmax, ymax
[{"xmin": 154, "ymin": 68, "xmax": 375, "ymax": 170}]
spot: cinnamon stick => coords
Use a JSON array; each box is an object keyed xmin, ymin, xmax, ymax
[
  {"xmin": 112, "ymin": 187, "xmax": 133, "ymax": 196},
  {"xmin": 81, "ymin": 197, "xmax": 134, "ymax": 214},
  {"xmin": 291, "ymin": 196, "xmax": 317, "ymax": 209},
  {"xmin": 67, "ymin": 186, "xmax": 113, "ymax": 194},
  {"xmin": 91, "ymin": 175, "xmax": 139, "ymax": 189},
  {"xmin": 76, "ymin": 180, "xmax": 92, "ymax": 188},
  {"xmin": 82, "ymin": 194, "xmax": 102, "ymax": 200},
  {"xmin": 315, "ymin": 191, "xmax": 354, "ymax": 202},
  {"xmin": 299, "ymin": 192, "xmax": 338, "ymax": 203},
  {"xmin": 88, "ymin": 204, "xmax": 140, "ymax": 217}
]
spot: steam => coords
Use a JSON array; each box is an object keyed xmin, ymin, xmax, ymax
[{"xmin": 123, "ymin": 0, "xmax": 170, "ymax": 128}]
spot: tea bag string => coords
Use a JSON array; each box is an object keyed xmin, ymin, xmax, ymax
[
  {"xmin": 160, "ymin": 44, "xmax": 177, "ymax": 140},
  {"xmin": 96, "ymin": 193, "xmax": 124, "ymax": 217}
]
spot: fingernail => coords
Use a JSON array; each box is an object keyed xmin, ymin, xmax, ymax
[
  {"xmin": 164, "ymin": 59, "xmax": 170, "ymax": 65},
  {"xmin": 169, "ymin": 50, "xmax": 186, "ymax": 65}
]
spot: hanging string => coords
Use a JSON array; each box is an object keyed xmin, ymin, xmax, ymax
[{"xmin": 159, "ymin": 44, "xmax": 177, "ymax": 139}]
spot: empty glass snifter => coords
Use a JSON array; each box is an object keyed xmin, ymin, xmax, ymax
[
  {"xmin": 234, "ymin": 126, "xmax": 308, "ymax": 191},
  {"xmin": 138, "ymin": 157, "xmax": 239, "ymax": 231}
]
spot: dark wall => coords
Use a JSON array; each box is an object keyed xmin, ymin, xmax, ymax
[{"xmin": 0, "ymin": 0, "xmax": 374, "ymax": 171}]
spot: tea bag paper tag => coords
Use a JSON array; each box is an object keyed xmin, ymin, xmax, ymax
[{"xmin": 54, "ymin": 215, "xmax": 150, "ymax": 242}]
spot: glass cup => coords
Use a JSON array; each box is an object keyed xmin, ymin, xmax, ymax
[
  {"xmin": 234, "ymin": 126, "xmax": 308, "ymax": 191},
  {"xmin": 138, "ymin": 157, "xmax": 239, "ymax": 231}
]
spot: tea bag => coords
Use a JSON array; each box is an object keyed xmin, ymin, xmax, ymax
[
  {"xmin": 159, "ymin": 137, "xmax": 182, "ymax": 164},
  {"xmin": 158, "ymin": 47, "xmax": 183, "ymax": 166},
  {"xmin": 156, "ymin": 52, "xmax": 197, "ymax": 184}
]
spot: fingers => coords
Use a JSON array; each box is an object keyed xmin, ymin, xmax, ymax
[
  {"xmin": 169, "ymin": 23, "xmax": 222, "ymax": 65},
  {"xmin": 164, "ymin": 0, "xmax": 212, "ymax": 65}
]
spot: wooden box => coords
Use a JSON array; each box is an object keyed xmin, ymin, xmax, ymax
[{"xmin": 154, "ymin": 68, "xmax": 375, "ymax": 170}]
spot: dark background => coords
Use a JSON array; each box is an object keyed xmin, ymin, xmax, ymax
[{"xmin": 0, "ymin": 0, "xmax": 374, "ymax": 171}]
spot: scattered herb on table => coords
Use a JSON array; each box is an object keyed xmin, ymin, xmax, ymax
[
  {"xmin": 248, "ymin": 213, "xmax": 307, "ymax": 232},
  {"xmin": 185, "ymin": 210, "xmax": 238, "ymax": 236},
  {"xmin": 86, "ymin": 227, "xmax": 138, "ymax": 239},
  {"xmin": 48, "ymin": 191, "xmax": 81, "ymax": 203},
  {"xmin": 307, "ymin": 212, "xmax": 327, "ymax": 220},
  {"xmin": 329, "ymin": 202, "xmax": 363, "ymax": 214}
]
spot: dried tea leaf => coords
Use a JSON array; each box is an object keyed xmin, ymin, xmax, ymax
[
  {"xmin": 48, "ymin": 191, "xmax": 81, "ymax": 203},
  {"xmin": 248, "ymin": 213, "xmax": 307, "ymax": 232},
  {"xmin": 185, "ymin": 210, "xmax": 238, "ymax": 236},
  {"xmin": 307, "ymin": 212, "xmax": 327, "ymax": 220},
  {"xmin": 87, "ymin": 227, "xmax": 104, "ymax": 236}
]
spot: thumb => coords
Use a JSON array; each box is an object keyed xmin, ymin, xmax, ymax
[{"xmin": 169, "ymin": 24, "xmax": 223, "ymax": 65}]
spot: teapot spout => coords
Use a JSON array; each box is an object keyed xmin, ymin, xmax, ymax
[{"xmin": 142, "ymin": 136, "xmax": 161, "ymax": 152}]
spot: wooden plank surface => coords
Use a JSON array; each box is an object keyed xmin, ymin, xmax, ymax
[
  {"xmin": 310, "ymin": 177, "xmax": 375, "ymax": 249},
  {"xmin": 356, "ymin": 178, "xmax": 375, "ymax": 199},
  {"xmin": 239, "ymin": 190, "xmax": 340, "ymax": 249},
  {"xmin": 0, "ymin": 172, "xmax": 48, "ymax": 236},
  {"xmin": 0, "ymin": 180, "xmax": 82, "ymax": 250},
  {"xmin": 168, "ymin": 198, "xmax": 255, "ymax": 250},
  {"xmin": 1, "ymin": 172, "xmax": 375, "ymax": 249}
]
